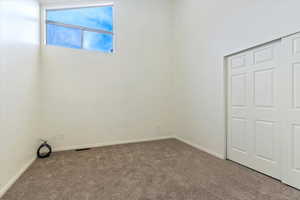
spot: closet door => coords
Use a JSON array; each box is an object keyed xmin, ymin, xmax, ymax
[
  {"xmin": 281, "ymin": 33, "xmax": 300, "ymax": 189},
  {"xmin": 227, "ymin": 41, "xmax": 282, "ymax": 179}
]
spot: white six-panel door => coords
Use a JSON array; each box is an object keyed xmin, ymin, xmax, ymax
[
  {"xmin": 227, "ymin": 41, "xmax": 282, "ymax": 179},
  {"xmin": 280, "ymin": 33, "xmax": 300, "ymax": 189},
  {"xmin": 227, "ymin": 34, "xmax": 300, "ymax": 190}
]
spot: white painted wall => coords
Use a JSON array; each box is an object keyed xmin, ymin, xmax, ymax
[
  {"xmin": 172, "ymin": 0, "xmax": 300, "ymax": 158},
  {"xmin": 40, "ymin": 0, "xmax": 175, "ymax": 150},
  {"xmin": 0, "ymin": 0, "xmax": 40, "ymax": 195},
  {"xmin": 4, "ymin": 0, "xmax": 300, "ymax": 195}
]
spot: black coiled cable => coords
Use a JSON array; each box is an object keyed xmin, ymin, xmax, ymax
[{"xmin": 37, "ymin": 140, "xmax": 52, "ymax": 159}]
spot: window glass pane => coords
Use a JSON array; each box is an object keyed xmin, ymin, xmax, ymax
[
  {"xmin": 47, "ymin": 6, "xmax": 113, "ymax": 32},
  {"xmin": 83, "ymin": 31, "xmax": 113, "ymax": 53},
  {"xmin": 47, "ymin": 24, "xmax": 82, "ymax": 49}
]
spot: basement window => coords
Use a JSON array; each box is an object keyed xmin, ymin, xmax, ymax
[{"xmin": 45, "ymin": 5, "xmax": 114, "ymax": 53}]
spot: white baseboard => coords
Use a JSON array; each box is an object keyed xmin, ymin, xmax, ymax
[
  {"xmin": 53, "ymin": 136, "xmax": 176, "ymax": 152},
  {"xmin": 0, "ymin": 156, "xmax": 36, "ymax": 198},
  {"xmin": 175, "ymin": 136, "xmax": 225, "ymax": 160},
  {"xmin": 53, "ymin": 135, "xmax": 225, "ymax": 160}
]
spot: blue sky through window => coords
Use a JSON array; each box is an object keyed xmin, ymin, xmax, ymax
[
  {"xmin": 47, "ymin": 24, "xmax": 82, "ymax": 49},
  {"xmin": 47, "ymin": 6, "xmax": 113, "ymax": 32},
  {"xmin": 46, "ymin": 6, "xmax": 113, "ymax": 53},
  {"xmin": 83, "ymin": 31, "xmax": 113, "ymax": 53}
]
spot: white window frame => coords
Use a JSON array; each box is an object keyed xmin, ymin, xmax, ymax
[{"xmin": 41, "ymin": 2, "xmax": 116, "ymax": 54}]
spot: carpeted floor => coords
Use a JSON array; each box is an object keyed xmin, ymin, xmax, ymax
[{"xmin": 1, "ymin": 139, "xmax": 300, "ymax": 200}]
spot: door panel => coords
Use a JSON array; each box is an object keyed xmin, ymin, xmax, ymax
[
  {"xmin": 253, "ymin": 68, "xmax": 274, "ymax": 107},
  {"xmin": 292, "ymin": 125, "xmax": 300, "ymax": 171},
  {"xmin": 231, "ymin": 73, "xmax": 247, "ymax": 106},
  {"xmin": 227, "ymin": 40, "xmax": 281, "ymax": 179},
  {"xmin": 231, "ymin": 118, "xmax": 247, "ymax": 153},
  {"xmin": 293, "ymin": 63, "xmax": 300, "ymax": 108},
  {"xmin": 253, "ymin": 46, "xmax": 274, "ymax": 64},
  {"xmin": 255, "ymin": 120, "xmax": 275, "ymax": 162},
  {"xmin": 231, "ymin": 55, "xmax": 246, "ymax": 68},
  {"xmin": 227, "ymin": 53, "xmax": 251, "ymax": 166},
  {"xmin": 292, "ymin": 37, "xmax": 300, "ymax": 55},
  {"xmin": 281, "ymin": 34, "xmax": 300, "ymax": 189}
]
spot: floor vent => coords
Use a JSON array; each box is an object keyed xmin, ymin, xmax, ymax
[{"xmin": 75, "ymin": 148, "xmax": 91, "ymax": 151}]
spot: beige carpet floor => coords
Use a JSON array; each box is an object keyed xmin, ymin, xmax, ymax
[{"xmin": 1, "ymin": 139, "xmax": 300, "ymax": 200}]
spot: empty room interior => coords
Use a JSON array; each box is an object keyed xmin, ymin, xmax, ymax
[{"xmin": 1, "ymin": 0, "xmax": 300, "ymax": 199}]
